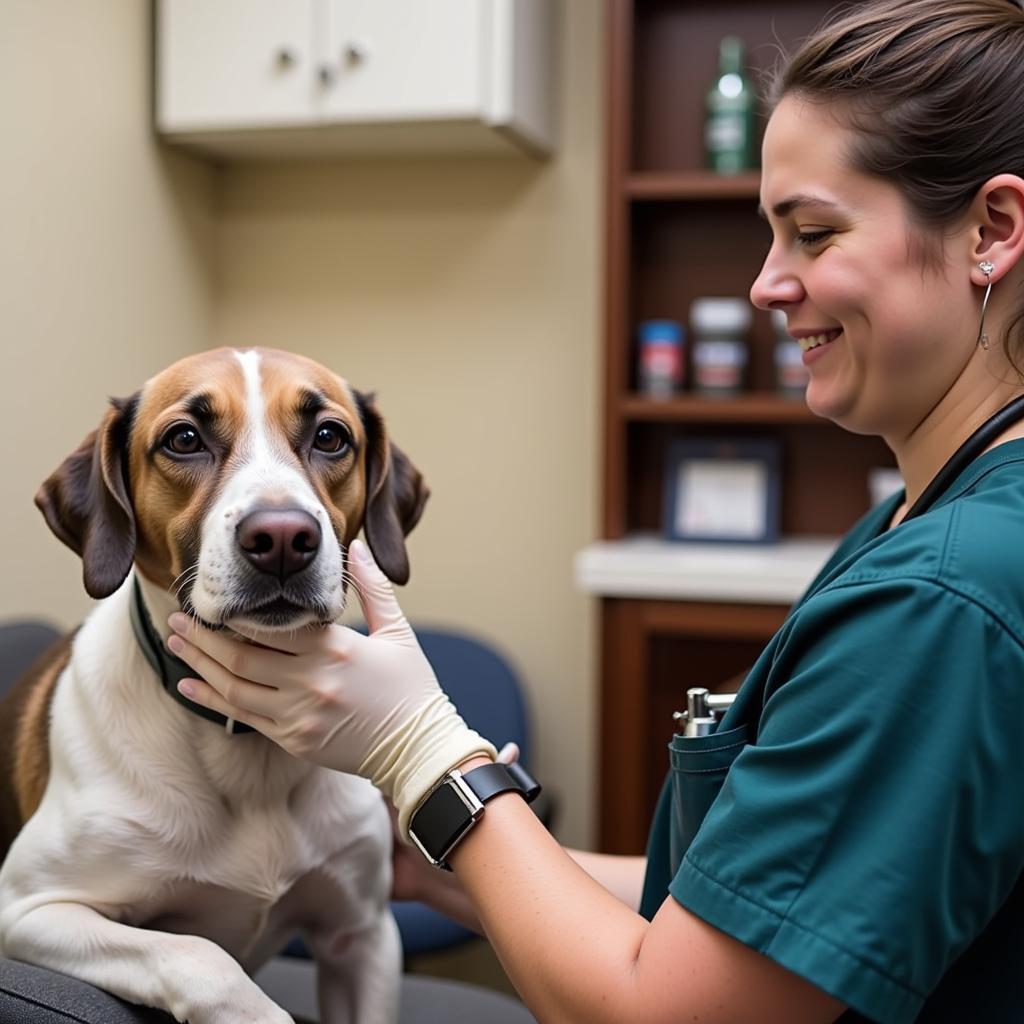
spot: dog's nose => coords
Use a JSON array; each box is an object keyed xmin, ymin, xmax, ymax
[{"xmin": 236, "ymin": 508, "xmax": 322, "ymax": 580}]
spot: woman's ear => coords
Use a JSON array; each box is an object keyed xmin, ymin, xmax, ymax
[{"xmin": 970, "ymin": 174, "xmax": 1024, "ymax": 284}]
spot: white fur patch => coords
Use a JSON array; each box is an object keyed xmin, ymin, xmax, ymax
[{"xmin": 187, "ymin": 350, "xmax": 344, "ymax": 628}]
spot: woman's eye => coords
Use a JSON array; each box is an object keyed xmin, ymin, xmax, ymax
[
  {"xmin": 161, "ymin": 425, "xmax": 205, "ymax": 456},
  {"xmin": 313, "ymin": 421, "xmax": 351, "ymax": 455},
  {"xmin": 796, "ymin": 228, "xmax": 834, "ymax": 247}
]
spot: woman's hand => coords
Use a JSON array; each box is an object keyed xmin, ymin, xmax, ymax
[{"xmin": 165, "ymin": 538, "xmax": 496, "ymax": 837}]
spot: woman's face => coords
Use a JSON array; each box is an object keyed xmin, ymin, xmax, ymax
[{"xmin": 751, "ymin": 95, "xmax": 976, "ymax": 439}]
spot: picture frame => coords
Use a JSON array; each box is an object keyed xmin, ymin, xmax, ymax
[{"xmin": 663, "ymin": 438, "xmax": 781, "ymax": 544}]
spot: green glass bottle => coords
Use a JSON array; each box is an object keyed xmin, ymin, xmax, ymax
[{"xmin": 704, "ymin": 37, "xmax": 756, "ymax": 175}]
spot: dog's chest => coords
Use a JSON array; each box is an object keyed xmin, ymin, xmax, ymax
[{"xmin": 117, "ymin": 766, "xmax": 388, "ymax": 962}]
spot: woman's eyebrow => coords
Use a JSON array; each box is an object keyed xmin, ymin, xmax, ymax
[{"xmin": 757, "ymin": 194, "xmax": 841, "ymax": 219}]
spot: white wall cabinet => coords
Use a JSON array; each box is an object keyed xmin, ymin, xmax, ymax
[{"xmin": 155, "ymin": 0, "xmax": 555, "ymax": 159}]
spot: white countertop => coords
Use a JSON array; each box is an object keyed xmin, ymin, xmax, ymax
[{"xmin": 574, "ymin": 534, "xmax": 840, "ymax": 604}]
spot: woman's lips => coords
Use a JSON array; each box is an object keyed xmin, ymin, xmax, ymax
[{"xmin": 798, "ymin": 328, "xmax": 843, "ymax": 363}]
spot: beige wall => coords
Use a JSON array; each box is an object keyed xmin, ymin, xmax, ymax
[
  {"xmin": 214, "ymin": 2, "xmax": 603, "ymax": 846},
  {"xmin": 1, "ymin": 0, "xmax": 216, "ymax": 621},
  {"xmin": 2, "ymin": 1, "xmax": 603, "ymax": 848}
]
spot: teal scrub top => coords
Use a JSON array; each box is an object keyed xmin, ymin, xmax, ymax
[{"xmin": 640, "ymin": 441, "xmax": 1024, "ymax": 1023}]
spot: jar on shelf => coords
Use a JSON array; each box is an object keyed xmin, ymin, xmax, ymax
[
  {"xmin": 771, "ymin": 309, "xmax": 809, "ymax": 397},
  {"xmin": 690, "ymin": 298, "xmax": 751, "ymax": 396},
  {"xmin": 637, "ymin": 319, "xmax": 685, "ymax": 398}
]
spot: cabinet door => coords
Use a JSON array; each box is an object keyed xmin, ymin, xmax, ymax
[
  {"xmin": 319, "ymin": 0, "xmax": 485, "ymax": 121},
  {"xmin": 157, "ymin": 0, "xmax": 315, "ymax": 131}
]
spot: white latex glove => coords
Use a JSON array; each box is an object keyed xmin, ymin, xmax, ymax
[{"xmin": 167, "ymin": 538, "xmax": 497, "ymax": 839}]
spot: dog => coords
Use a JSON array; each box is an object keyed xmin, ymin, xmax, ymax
[{"xmin": 0, "ymin": 347, "xmax": 429, "ymax": 1023}]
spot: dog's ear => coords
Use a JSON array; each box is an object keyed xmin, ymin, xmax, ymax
[
  {"xmin": 35, "ymin": 394, "xmax": 139, "ymax": 599},
  {"xmin": 355, "ymin": 390, "xmax": 429, "ymax": 586}
]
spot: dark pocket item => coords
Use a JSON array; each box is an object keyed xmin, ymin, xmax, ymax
[{"xmin": 668, "ymin": 724, "xmax": 749, "ymax": 875}]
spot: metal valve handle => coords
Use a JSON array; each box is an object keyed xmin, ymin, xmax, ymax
[{"xmin": 673, "ymin": 687, "xmax": 737, "ymax": 737}]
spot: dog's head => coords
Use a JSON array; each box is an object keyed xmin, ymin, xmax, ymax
[{"xmin": 36, "ymin": 347, "xmax": 428, "ymax": 631}]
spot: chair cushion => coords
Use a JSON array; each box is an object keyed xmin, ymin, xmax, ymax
[{"xmin": 0, "ymin": 958, "xmax": 171, "ymax": 1023}]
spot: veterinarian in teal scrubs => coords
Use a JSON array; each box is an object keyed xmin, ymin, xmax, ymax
[
  {"xmin": 168, "ymin": 1, "xmax": 1024, "ymax": 1020},
  {"xmin": 640, "ymin": 443, "xmax": 1024, "ymax": 1021}
]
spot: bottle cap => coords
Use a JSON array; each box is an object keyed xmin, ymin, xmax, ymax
[
  {"xmin": 638, "ymin": 320, "xmax": 683, "ymax": 345},
  {"xmin": 719, "ymin": 36, "xmax": 744, "ymax": 71},
  {"xmin": 690, "ymin": 298, "xmax": 752, "ymax": 334}
]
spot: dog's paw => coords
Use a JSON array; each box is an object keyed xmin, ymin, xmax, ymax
[{"xmin": 168, "ymin": 965, "xmax": 295, "ymax": 1024}]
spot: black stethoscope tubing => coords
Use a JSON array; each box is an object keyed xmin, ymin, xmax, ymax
[{"xmin": 902, "ymin": 393, "xmax": 1024, "ymax": 522}]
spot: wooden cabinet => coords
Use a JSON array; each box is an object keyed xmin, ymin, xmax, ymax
[
  {"xmin": 593, "ymin": 0, "xmax": 894, "ymax": 854},
  {"xmin": 155, "ymin": 0, "xmax": 555, "ymax": 159}
]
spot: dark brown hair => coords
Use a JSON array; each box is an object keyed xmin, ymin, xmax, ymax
[{"xmin": 770, "ymin": 0, "xmax": 1024, "ymax": 361}]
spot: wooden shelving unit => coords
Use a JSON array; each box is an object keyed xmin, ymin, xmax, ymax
[
  {"xmin": 619, "ymin": 393, "xmax": 821, "ymax": 424},
  {"xmin": 595, "ymin": 0, "xmax": 894, "ymax": 854},
  {"xmin": 625, "ymin": 171, "xmax": 761, "ymax": 200}
]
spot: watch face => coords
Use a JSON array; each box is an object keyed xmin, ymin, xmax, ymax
[{"xmin": 415, "ymin": 783, "xmax": 479, "ymax": 860}]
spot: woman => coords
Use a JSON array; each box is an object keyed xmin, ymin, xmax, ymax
[{"xmin": 167, "ymin": 2, "xmax": 1024, "ymax": 1020}]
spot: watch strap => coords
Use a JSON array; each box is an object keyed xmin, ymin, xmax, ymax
[{"xmin": 461, "ymin": 761, "xmax": 541, "ymax": 805}]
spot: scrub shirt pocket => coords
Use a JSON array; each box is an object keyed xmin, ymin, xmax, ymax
[{"xmin": 669, "ymin": 724, "xmax": 750, "ymax": 875}]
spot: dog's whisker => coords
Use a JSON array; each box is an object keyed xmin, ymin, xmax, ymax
[
  {"xmin": 170, "ymin": 563, "xmax": 199, "ymax": 592},
  {"xmin": 172, "ymin": 573, "xmax": 199, "ymax": 601},
  {"xmin": 339, "ymin": 569, "xmax": 367, "ymax": 600},
  {"xmin": 169, "ymin": 564, "xmax": 200, "ymax": 602}
]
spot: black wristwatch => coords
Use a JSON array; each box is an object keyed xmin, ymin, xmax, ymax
[{"xmin": 408, "ymin": 761, "xmax": 542, "ymax": 870}]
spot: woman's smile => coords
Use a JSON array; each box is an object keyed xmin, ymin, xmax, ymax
[{"xmin": 791, "ymin": 327, "xmax": 844, "ymax": 362}]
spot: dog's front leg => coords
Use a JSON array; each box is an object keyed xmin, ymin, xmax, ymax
[
  {"xmin": 2, "ymin": 901, "xmax": 295, "ymax": 1024},
  {"xmin": 308, "ymin": 910, "xmax": 402, "ymax": 1024}
]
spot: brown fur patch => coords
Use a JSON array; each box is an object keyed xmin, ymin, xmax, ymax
[
  {"xmin": 130, "ymin": 349, "xmax": 249, "ymax": 591},
  {"xmin": 0, "ymin": 632, "xmax": 74, "ymax": 863}
]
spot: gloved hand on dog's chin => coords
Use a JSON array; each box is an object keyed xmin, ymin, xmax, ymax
[{"xmin": 167, "ymin": 538, "xmax": 497, "ymax": 840}]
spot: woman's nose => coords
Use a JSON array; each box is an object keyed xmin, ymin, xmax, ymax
[{"xmin": 750, "ymin": 248, "xmax": 804, "ymax": 310}]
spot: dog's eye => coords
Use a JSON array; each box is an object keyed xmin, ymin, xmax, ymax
[
  {"xmin": 313, "ymin": 421, "xmax": 350, "ymax": 455},
  {"xmin": 161, "ymin": 425, "xmax": 205, "ymax": 456}
]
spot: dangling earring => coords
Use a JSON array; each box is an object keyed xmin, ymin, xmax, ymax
[{"xmin": 978, "ymin": 260, "xmax": 995, "ymax": 351}]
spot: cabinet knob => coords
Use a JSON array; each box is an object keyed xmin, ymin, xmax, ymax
[
  {"xmin": 274, "ymin": 47, "xmax": 297, "ymax": 70},
  {"xmin": 318, "ymin": 64, "xmax": 336, "ymax": 86},
  {"xmin": 344, "ymin": 40, "xmax": 370, "ymax": 64}
]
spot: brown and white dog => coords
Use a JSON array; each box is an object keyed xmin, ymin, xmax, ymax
[{"xmin": 0, "ymin": 347, "xmax": 428, "ymax": 1024}]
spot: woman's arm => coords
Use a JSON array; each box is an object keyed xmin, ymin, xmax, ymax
[
  {"xmin": 167, "ymin": 542, "xmax": 845, "ymax": 1023},
  {"xmin": 395, "ymin": 825, "xmax": 647, "ymax": 933},
  {"xmin": 568, "ymin": 850, "xmax": 646, "ymax": 912},
  {"xmin": 449, "ymin": 758, "xmax": 844, "ymax": 1024}
]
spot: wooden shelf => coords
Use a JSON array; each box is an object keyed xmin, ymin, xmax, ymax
[
  {"xmin": 626, "ymin": 171, "xmax": 761, "ymax": 201},
  {"xmin": 593, "ymin": 0, "xmax": 884, "ymax": 853},
  {"xmin": 619, "ymin": 393, "xmax": 821, "ymax": 424}
]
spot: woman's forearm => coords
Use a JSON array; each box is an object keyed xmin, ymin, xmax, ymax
[
  {"xmin": 450, "ymin": 791, "xmax": 651, "ymax": 1024},
  {"xmin": 410, "ymin": 838, "xmax": 646, "ymax": 935}
]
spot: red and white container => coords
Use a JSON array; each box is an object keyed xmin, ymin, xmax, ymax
[{"xmin": 637, "ymin": 320, "xmax": 685, "ymax": 398}]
